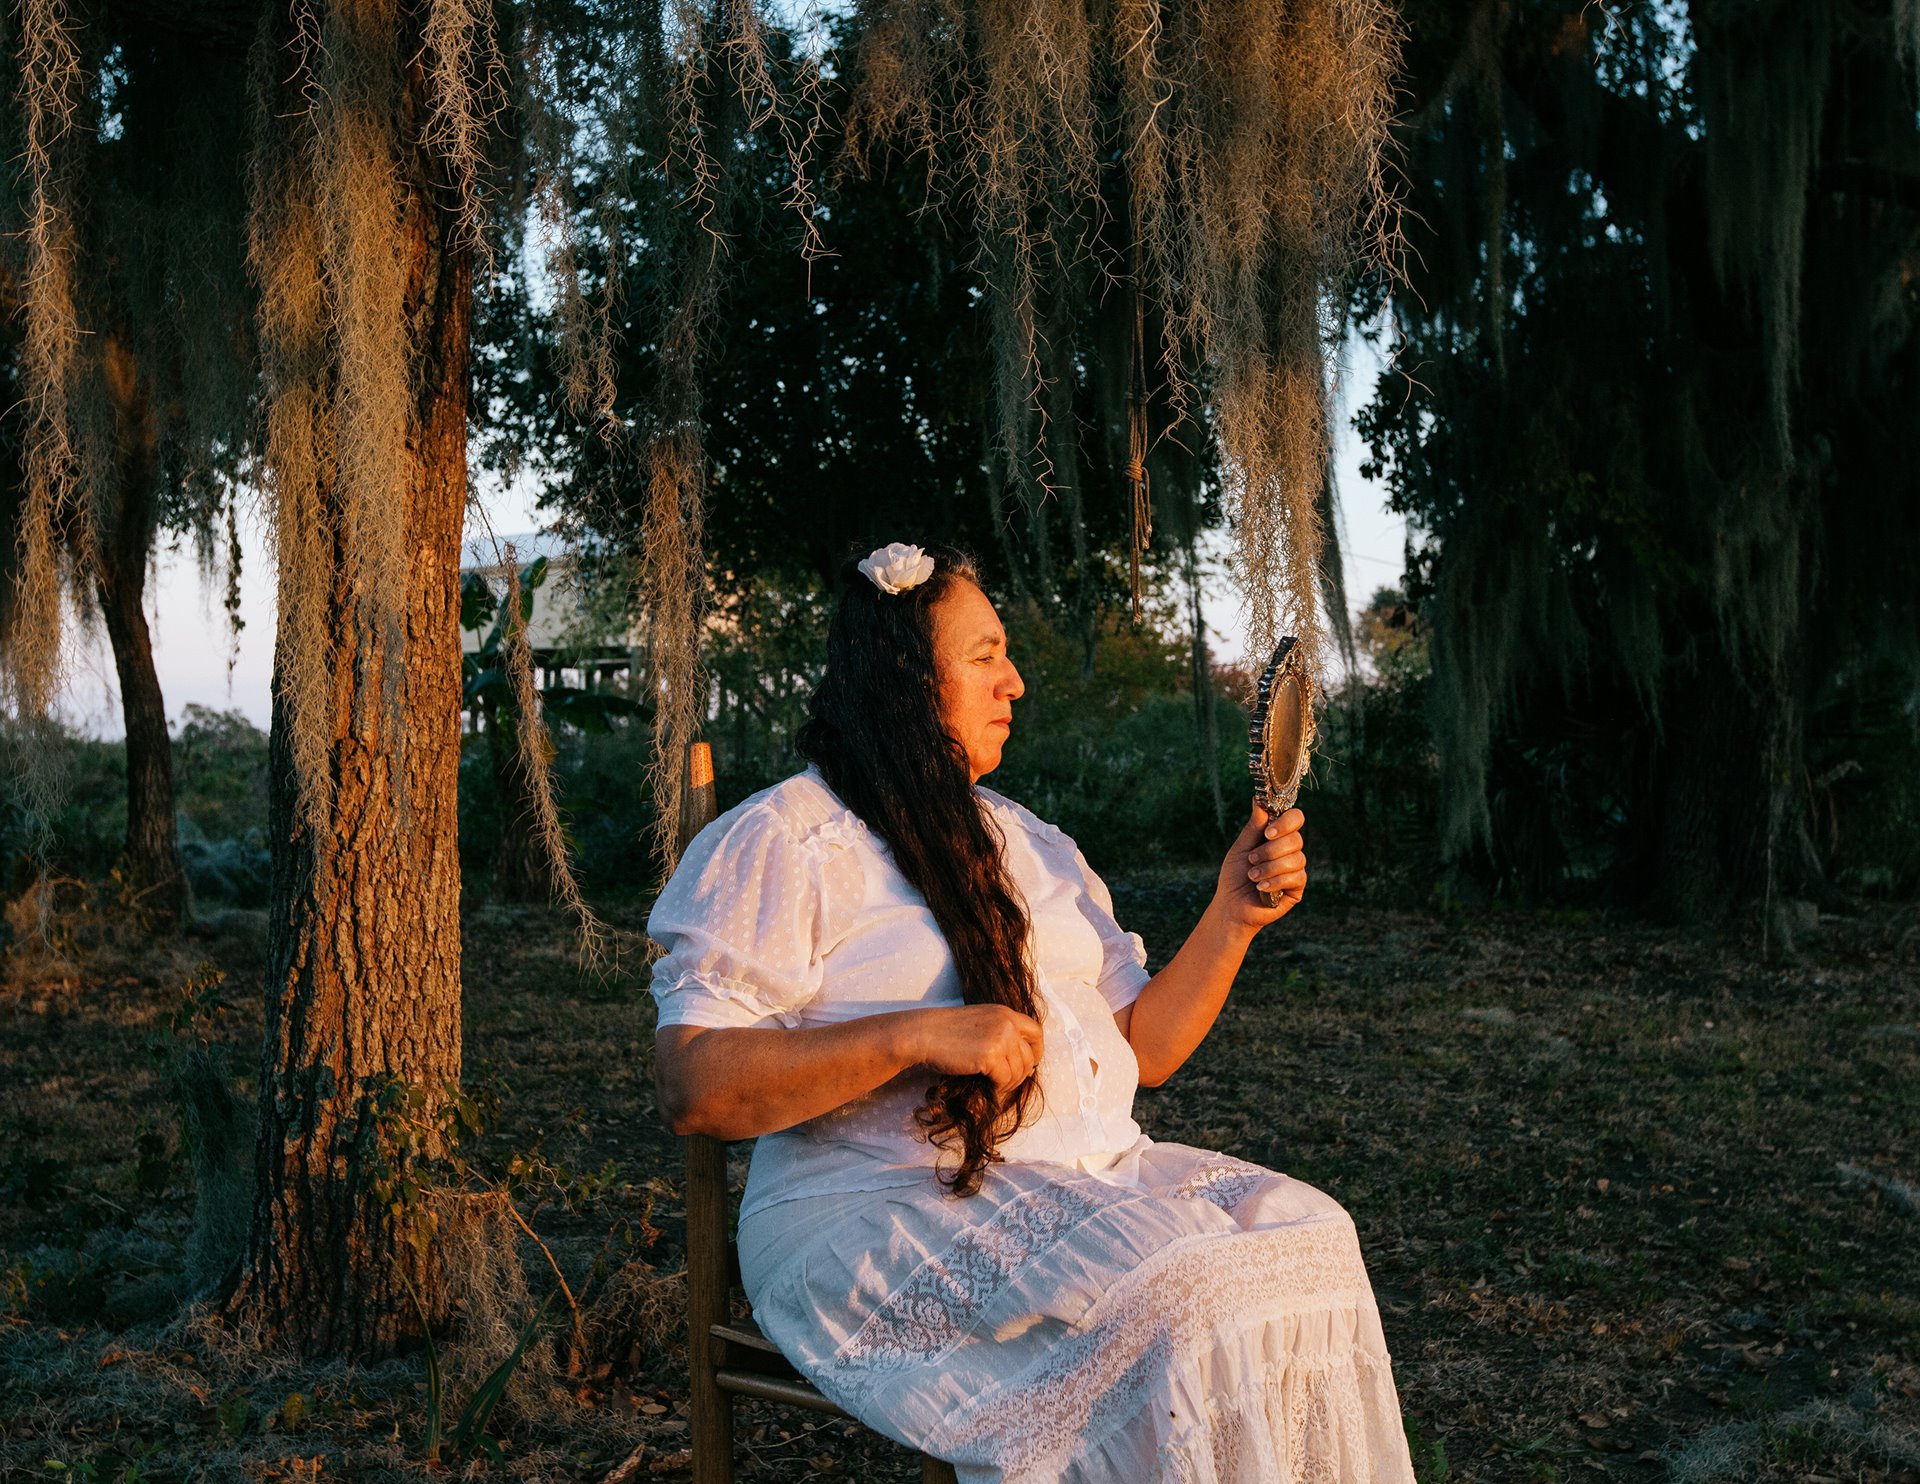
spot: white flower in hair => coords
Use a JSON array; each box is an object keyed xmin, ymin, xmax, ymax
[{"xmin": 858, "ymin": 542, "xmax": 936, "ymax": 595}]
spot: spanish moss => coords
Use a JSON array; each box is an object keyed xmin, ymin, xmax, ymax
[
  {"xmin": 846, "ymin": 0, "xmax": 1401, "ymax": 682},
  {"xmin": 8, "ymin": 0, "xmax": 87, "ymax": 726},
  {"xmin": 495, "ymin": 536, "xmax": 626, "ymax": 971}
]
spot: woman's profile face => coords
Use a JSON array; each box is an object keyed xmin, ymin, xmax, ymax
[{"xmin": 930, "ymin": 578, "xmax": 1025, "ymax": 784}]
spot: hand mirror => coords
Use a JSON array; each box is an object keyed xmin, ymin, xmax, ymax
[{"xmin": 1247, "ymin": 637, "xmax": 1316, "ymax": 907}]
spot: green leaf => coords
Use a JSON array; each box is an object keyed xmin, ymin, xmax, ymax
[
  {"xmin": 459, "ymin": 574, "xmax": 499, "ymax": 634},
  {"xmin": 463, "ymin": 669, "xmax": 511, "ymax": 702},
  {"xmin": 449, "ymin": 1291, "xmax": 556, "ymax": 1453},
  {"xmin": 133, "ymin": 1129, "xmax": 172, "ymax": 1198},
  {"xmin": 397, "ymin": 1269, "xmax": 442, "ymax": 1462},
  {"xmin": 515, "ymin": 557, "xmax": 549, "ymax": 624},
  {"xmin": 539, "ymin": 687, "xmax": 643, "ymax": 735},
  {"xmin": 216, "ymin": 1395, "xmax": 251, "ymax": 1439}
]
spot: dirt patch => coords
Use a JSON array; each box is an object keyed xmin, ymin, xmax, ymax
[{"xmin": 2, "ymin": 885, "xmax": 1916, "ymax": 1481}]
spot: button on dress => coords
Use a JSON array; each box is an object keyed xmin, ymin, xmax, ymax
[{"xmin": 650, "ymin": 766, "xmax": 1416, "ymax": 1484}]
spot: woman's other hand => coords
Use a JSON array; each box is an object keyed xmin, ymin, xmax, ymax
[
  {"xmin": 1214, "ymin": 803, "xmax": 1306, "ymax": 932},
  {"xmin": 912, "ymin": 1004, "xmax": 1044, "ymax": 1098},
  {"xmin": 656, "ymin": 1003, "xmax": 1042, "ymax": 1139}
]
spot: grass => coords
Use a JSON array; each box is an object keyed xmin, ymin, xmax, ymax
[{"xmin": 1, "ymin": 875, "xmax": 1917, "ymax": 1482}]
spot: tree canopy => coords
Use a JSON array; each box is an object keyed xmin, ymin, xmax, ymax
[
  {"xmin": 1360, "ymin": 0, "xmax": 1920, "ymax": 915},
  {"xmin": 0, "ymin": 0, "xmax": 1407, "ymax": 1357}
]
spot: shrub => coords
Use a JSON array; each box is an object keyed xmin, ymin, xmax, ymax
[
  {"xmin": 171, "ymin": 705, "xmax": 269, "ymax": 839},
  {"xmin": 0, "ymin": 724, "xmax": 126, "ymax": 890},
  {"xmin": 171, "ymin": 707, "xmax": 271, "ymax": 908},
  {"xmin": 458, "ymin": 718, "xmax": 660, "ymax": 904},
  {"xmin": 176, "ymin": 817, "xmax": 270, "ymax": 908}
]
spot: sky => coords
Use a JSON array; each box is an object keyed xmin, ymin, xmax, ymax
[{"xmin": 52, "ymin": 350, "xmax": 1407, "ymax": 740}]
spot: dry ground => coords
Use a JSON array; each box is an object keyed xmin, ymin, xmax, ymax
[{"xmin": 2, "ymin": 877, "xmax": 1916, "ymax": 1483}]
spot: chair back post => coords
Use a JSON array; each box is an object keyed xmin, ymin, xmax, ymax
[
  {"xmin": 687, "ymin": 1132, "xmax": 731, "ymax": 1482},
  {"xmin": 677, "ymin": 742, "xmax": 732, "ymax": 1484}
]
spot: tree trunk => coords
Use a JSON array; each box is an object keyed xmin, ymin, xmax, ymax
[
  {"xmin": 226, "ymin": 5, "xmax": 471, "ymax": 1358},
  {"xmin": 94, "ymin": 338, "xmax": 189, "ymax": 929},
  {"xmin": 1653, "ymin": 652, "xmax": 1778, "ymax": 922},
  {"xmin": 97, "ymin": 563, "xmax": 187, "ymax": 924}
]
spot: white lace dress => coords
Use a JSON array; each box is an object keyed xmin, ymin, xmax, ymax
[{"xmin": 649, "ymin": 766, "xmax": 1416, "ymax": 1484}]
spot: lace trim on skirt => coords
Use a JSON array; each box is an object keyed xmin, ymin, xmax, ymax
[{"xmin": 742, "ymin": 1148, "xmax": 1417, "ymax": 1484}]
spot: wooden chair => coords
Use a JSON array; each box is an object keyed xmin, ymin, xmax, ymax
[{"xmin": 679, "ymin": 742, "xmax": 958, "ymax": 1484}]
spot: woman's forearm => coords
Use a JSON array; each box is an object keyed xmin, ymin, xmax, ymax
[
  {"xmin": 1123, "ymin": 902, "xmax": 1256, "ymax": 1086},
  {"xmin": 656, "ymin": 1012, "xmax": 935, "ymax": 1140}
]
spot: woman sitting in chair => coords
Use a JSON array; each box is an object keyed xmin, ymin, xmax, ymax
[{"xmin": 650, "ymin": 542, "xmax": 1416, "ymax": 1483}]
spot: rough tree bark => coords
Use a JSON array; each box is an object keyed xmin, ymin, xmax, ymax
[
  {"xmin": 1653, "ymin": 653, "xmax": 1772, "ymax": 922},
  {"xmin": 94, "ymin": 336, "xmax": 189, "ymax": 928},
  {"xmin": 1653, "ymin": 628, "xmax": 1829, "ymax": 927},
  {"xmin": 225, "ymin": 5, "xmax": 471, "ymax": 1358}
]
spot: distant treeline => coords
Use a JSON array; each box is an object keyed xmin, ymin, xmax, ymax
[{"xmin": 9, "ymin": 584, "xmax": 1914, "ymax": 931}]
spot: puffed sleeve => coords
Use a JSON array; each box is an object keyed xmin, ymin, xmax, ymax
[
  {"xmin": 1069, "ymin": 845, "xmax": 1152, "ymax": 1014},
  {"xmin": 648, "ymin": 803, "xmax": 827, "ymax": 1030}
]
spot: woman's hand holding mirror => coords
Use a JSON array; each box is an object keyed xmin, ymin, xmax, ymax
[
  {"xmin": 1247, "ymin": 637, "xmax": 1316, "ymax": 911},
  {"xmin": 1213, "ymin": 803, "xmax": 1307, "ymax": 931}
]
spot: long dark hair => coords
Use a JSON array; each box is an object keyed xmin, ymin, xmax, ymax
[{"xmin": 795, "ymin": 544, "xmax": 1040, "ymax": 1196}]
